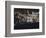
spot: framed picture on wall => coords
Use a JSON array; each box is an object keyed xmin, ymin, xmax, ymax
[{"xmin": 5, "ymin": 1, "xmax": 45, "ymax": 37}]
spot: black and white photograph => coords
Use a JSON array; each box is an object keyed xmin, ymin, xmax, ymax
[
  {"xmin": 5, "ymin": 1, "xmax": 45, "ymax": 37},
  {"xmin": 14, "ymin": 8, "xmax": 39, "ymax": 29}
]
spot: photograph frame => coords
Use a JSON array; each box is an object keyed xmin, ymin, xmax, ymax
[{"xmin": 5, "ymin": 1, "xmax": 45, "ymax": 37}]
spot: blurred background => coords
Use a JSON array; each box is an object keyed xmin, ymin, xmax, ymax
[{"xmin": 14, "ymin": 8, "xmax": 39, "ymax": 23}]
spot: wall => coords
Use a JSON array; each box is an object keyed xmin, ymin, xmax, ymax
[{"xmin": 0, "ymin": 0, "xmax": 46, "ymax": 38}]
